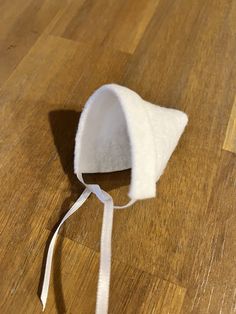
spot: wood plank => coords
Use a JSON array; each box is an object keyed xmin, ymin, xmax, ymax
[
  {"xmin": 0, "ymin": 0, "xmax": 236, "ymax": 313},
  {"xmin": 182, "ymin": 151, "xmax": 236, "ymax": 313},
  {"xmin": 223, "ymin": 96, "xmax": 236, "ymax": 153},
  {"xmin": 50, "ymin": 0, "xmax": 160, "ymax": 54},
  {"xmin": 0, "ymin": 0, "xmax": 67, "ymax": 87},
  {"xmin": 0, "ymin": 227, "xmax": 186, "ymax": 314}
]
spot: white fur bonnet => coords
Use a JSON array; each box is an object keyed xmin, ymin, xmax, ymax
[{"xmin": 41, "ymin": 84, "xmax": 188, "ymax": 313}]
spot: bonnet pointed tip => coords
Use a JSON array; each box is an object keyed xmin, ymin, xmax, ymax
[{"xmin": 180, "ymin": 111, "xmax": 189, "ymax": 127}]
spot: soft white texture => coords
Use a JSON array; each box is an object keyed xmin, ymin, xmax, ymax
[
  {"xmin": 41, "ymin": 84, "xmax": 188, "ymax": 313},
  {"xmin": 74, "ymin": 84, "xmax": 188, "ymax": 200}
]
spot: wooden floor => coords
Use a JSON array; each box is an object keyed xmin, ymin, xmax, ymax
[{"xmin": 0, "ymin": 0, "xmax": 235, "ymax": 313}]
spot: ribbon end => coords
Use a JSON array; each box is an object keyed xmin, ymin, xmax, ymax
[{"xmin": 40, "ymin": 295, "xmax": 46, "ymax": 312}]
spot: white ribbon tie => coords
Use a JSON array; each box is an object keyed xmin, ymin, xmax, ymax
[{"xmin": 40, "ymin": 185, "xmax": 118, "ymax": 314}]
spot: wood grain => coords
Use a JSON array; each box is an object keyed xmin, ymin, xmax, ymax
[
  {"xmin": 0, "ymin": 227, "xmax": 186, "ymax": 314},
  {"xmin": 0, "ymin": 0, "xmax": 235, "ymax": 313},
  {"xmin": 223, "ymin": 96, "xmax": 236, "ymax": 153},
  {"xmin": 0, "ymin": 0, "xmax": 66, "ymax": 87},
  {"xmin": 50, "ymin": 0, "xmax": 160, "ymax": 53}
]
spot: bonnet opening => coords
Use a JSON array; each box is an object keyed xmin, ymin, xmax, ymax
[{"xmin": 75, "ymin": 87, "xmax": 132, "ymax": 179}]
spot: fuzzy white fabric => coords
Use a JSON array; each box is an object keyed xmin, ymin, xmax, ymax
[
  {"xmin": 41, "ymin": 84, "xmax": 188, "ymax": 314},
  {"xmin": 74, "ymin": 84, "xmax": 188, "ymax": 200}
]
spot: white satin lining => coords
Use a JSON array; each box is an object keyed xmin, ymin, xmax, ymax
[{"xmin": 40, "ymin": 185, "xmax": 135, "ymax": 314}]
